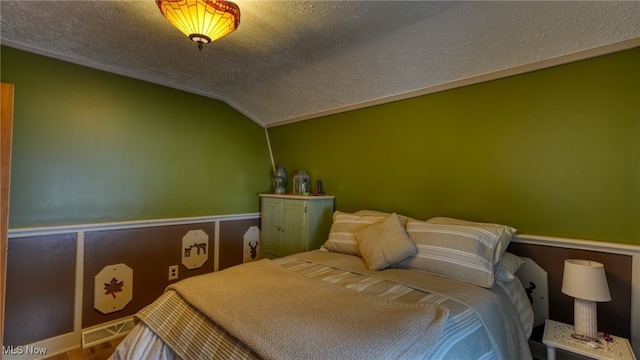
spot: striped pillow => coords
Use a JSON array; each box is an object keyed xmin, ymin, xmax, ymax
[
  {"xmin": 355, "ymin": 210, "xmax": 414, "ymax": 226},
  {"xmin": 398, "ymin": 219, "xmax": 516, "ymax": 288},
  {"xmin": 322, "ymin": 211, "xmax": 387, "ymax": 256},
  {"xmin": 426, "ymin": 217, "xmax": 516, "ymax": 265}
]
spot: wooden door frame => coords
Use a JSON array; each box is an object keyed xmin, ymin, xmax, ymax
[{"xmin": 1, "ymin": 82, "xmax": 15, "ymax": 357}]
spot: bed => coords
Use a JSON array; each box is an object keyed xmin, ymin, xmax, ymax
[{"xmin": 112, "ymin": 211, "xmax": 534, "ymax": 360}]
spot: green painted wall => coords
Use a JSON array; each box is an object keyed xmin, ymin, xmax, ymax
[
  {"xmin": 268, "ymin": 48, "xmax": 640, "ymax": 245},
  {"xmin": 3, "ymin": 45, "xmax": 639, "ymax": 244},
  {"xmin": 2, "ymin": 46, "xmax": 272, "ymax": 228}
]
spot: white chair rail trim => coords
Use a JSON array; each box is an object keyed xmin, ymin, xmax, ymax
[
  {"xmin": 513, "ymin": 234, "xmax": 640, "ymax": 357},
  {"xmin": 7, "ymin": 212, "xmax": 261, "ymax": 238}
]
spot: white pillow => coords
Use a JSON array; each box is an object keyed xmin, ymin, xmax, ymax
[{"xmin": 495, "ymin": 252, "xmax": 525, "ymax": 281}]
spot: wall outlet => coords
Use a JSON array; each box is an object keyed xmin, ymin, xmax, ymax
[{"xmin": 168, "ymin": 265, "xmax": 179, "ymax": 281}]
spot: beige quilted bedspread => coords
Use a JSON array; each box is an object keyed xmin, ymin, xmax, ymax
[{"xmin": 164, "ymin": 259, "xmax": 449, "ymax": 360}]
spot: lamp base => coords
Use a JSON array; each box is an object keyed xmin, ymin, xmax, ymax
[{"xmin": 573, "ymin": 298, "xmax": 598, "ymax": 339}]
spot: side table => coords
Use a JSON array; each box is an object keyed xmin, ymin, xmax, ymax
[{"xmin": 543, "ymin": 319, "xmax": 636, "ymax": 360}]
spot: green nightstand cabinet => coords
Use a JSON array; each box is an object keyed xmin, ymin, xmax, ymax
[{"xmin": 259, "ymin": 194, "xmax": 335, "ymax": 258}]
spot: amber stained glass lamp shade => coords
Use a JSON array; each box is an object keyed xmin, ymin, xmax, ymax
[{"xmin": 156, "ymin": 0, "xmax": 240, "ymax": 50}]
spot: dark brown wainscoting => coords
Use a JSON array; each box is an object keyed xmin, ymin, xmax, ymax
[
  {"xmin": 4, "ymin": 233, "xmax": 77, "ymax": 346},
  {"xmin": 83, "ymin": 219, "xmax": 259, "ymax": 328},
  {"xmin": 83, "ymin": 222, "xmax": 217, "ymax": 328},
  {"xmin": 507, "ymin": 242, "xmax": 632, "ymax": 339},
  {"xmin": 219, "ymin": 219, "xmax": 259, "ymax": 270},
  {"xmin": 3, "ymin": 217, "xmax": 259, "ymax": 347}
]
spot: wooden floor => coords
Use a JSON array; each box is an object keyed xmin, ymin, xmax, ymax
[{"xmin": 43, "ymin": 337, "xmax": 124, "ymax": 360}]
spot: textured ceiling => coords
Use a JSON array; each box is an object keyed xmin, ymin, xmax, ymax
[{"xmin": 1, "ymin": 1, "xmax": 639, "ymax": 127}]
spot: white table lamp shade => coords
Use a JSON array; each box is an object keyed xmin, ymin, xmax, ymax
[
  {"xmin": 561, "ymin": 259, "xmax": 611, "ymax": 339},
  {"xmin": 561, "ymin": 259, "xmax": 611, "ymax": 302}
]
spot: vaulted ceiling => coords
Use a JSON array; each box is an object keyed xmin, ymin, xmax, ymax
[{"xmin": 2, "ymin": 1, "xmax": 639, "ymax": 127}]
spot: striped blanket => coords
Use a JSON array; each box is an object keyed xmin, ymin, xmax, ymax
[{"xmin": 117, "ymin": 250, "xmax": 532, "ymax": 360}]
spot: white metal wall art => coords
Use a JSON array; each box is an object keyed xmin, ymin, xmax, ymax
[
  {"xmin": 182, "ymin": 229, "xmax": 209, "ymax": 269},
  {"xmin": 243, "ymin": 226, "xmax": 260, "ymax": 263},
  {"xmin": 94, "ymin": 263, "xmax": 133, "ymax": 314},
  {"xmin": 515, "ymin": 257, "xmax": 549, "ymax": 328}
]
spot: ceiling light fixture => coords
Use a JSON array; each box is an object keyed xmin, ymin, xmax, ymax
[{"xmin": 156, "ymin": 0, "xmax": 240, "ymax": 51}]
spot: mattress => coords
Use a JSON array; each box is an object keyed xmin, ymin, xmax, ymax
[{"xmin": 112, "ymin": 250, "xmax": 533, "ymax": 360}]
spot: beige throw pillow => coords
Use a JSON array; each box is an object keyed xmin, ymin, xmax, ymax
[{"xmin": 355, "ymin": 213, "xmax": 417, "ymax": 271}]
